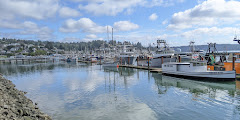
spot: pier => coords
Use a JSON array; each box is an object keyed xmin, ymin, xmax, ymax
[
  {"xmin": 118, "ymin": 65, "xmax": 162, "ymax": 73},
  {"xmin": 0, "ymin": 57, "xmax": 63, "ymax": 64}
]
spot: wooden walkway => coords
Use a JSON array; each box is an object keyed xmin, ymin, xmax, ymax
[{"xmin": 119, "ymin": 65, "xmax": 162, "ymax": 73}]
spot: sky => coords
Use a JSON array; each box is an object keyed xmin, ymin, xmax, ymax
[{"xmin": 0, "ymin": 0, "xmax": 240, "ymax": 46}]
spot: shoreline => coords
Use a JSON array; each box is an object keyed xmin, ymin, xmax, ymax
[{"xmin": 0, "ymin": 75, "xmax": 51, "ymax": 120}]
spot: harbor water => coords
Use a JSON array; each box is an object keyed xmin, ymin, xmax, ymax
[{"xmin": 0, "ymin": 62, "xmax": 240, "ymax": 120}]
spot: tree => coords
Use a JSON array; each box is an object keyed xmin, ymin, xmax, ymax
[
  {"xmin": 35, "ymin": 50, "xmax": 47, "ymax": 55},
  {"xmin": 59, "ymin": 44, "xmax": 64, "ymax": 50},
  {"xmin": 5, "ymin": 45, "xmax": 15, "ymax": 51},
  {"xmin": 45, "ymin": 42, "xmax": 53, "ymax": 50}
]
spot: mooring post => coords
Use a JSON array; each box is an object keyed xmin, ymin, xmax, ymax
[
  {"xmin": 233, "ymin": 56, "xmax": 236, "ymax": 70},
  {"xmin": 120, "ymin": 57, "xmax": 122, "ymax": 65},
  {"xmin": 100, "ymin": 57, "xmax": 101, "ymax": 65},
  {"xmin": 22, "ymin": 59, "xmax": 24, "ymax": 64},
  {"xmin": 128, "ymin": 57, "xmax": 130, "ymax": 66},
  {"xmin": 178, "ymin": 55, "xmax": 181, "ymax": 63},
  {"xmin": 137, "ymin": 57, "xmax": 139, "ymax": 66},
  {"xmin": 161, "ymin": 56, "xmax": 163, "ymax": 65},
  {"xmin": 16, "ymin": 59, "xmax": 17, "ymax": 64},
  {"xmin": 148, "ymin": 57, "xmax": 150, "ymax": 69}
]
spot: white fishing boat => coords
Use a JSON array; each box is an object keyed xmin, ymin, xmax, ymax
[
  {"xmin": 162, "ymin": 61, "xmax": 236, "ymax": 81},
  {"xmin": 118, "ymin": 41, "xmax": 137, "ymax": 65},
  {"xmin": 151, "ymin": 39, "xmax": 176, "ymax": 67}
]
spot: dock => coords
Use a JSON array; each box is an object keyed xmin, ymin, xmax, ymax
[
  {"xmin": 0, "ymin": 57, "xmax": 61, "ymax": 64},
  {"xmin": 119, "ymin": 65, "xmax": 162, "ymax": 73}
]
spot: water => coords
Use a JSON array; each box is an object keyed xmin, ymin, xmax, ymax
[{"xmin": 0, "ymin": 62, "xmax": 240, "ymax": 120}]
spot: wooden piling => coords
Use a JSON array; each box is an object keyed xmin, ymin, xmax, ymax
[
  {"xmin": 137, "ymin": 57, "xmax": 139, "ymax": 66},
  {"xmin": 128, "ymin": 57, "xmax": 130, "ymax": 66},
  {"xmin": 233, "ymin": 56, "xmax": 236, "ymax": 70},
  {"xmin": 120, "ymin": 57, "xmax": 122, "ymax": 65},
  {"xmin": 161, "ymin": 56, "xmax": 163, "ymax": 64},
  {"xmin": 148, "ymin": 57, "xmax": 150, "ymax": 69},
  {"xmin": 178, "ymin": 55, "xmax": 181, "ymax": 63}
]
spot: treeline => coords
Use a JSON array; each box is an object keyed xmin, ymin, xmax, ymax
[{"xmin": 0, "ymin": 38, "xmax": 144, "ymax": 51}]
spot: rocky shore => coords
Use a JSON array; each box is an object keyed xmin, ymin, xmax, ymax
[{"xmin": 0, "ymin": 75, "xmax": 51, "ymax": 120}]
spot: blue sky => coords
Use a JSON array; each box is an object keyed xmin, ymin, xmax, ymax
[{"xmin": 0, "ymin": 0, "xmax": 240, "ymax": 46}]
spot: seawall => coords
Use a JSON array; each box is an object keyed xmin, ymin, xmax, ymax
[{"xmin": 0, "ymin": 75, "xmax": 51, "ymax": 120}]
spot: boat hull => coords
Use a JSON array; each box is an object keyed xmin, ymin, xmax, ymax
[
  {"xmin": 162, "ymin": 70, "xmax": 236, "ymax": 81},
  {"xmin": 119, "ymin": 56, "xmax": 136, "ymax": 65},
  {"xmin": 151, "ymin": 57, "xmax": 176, "ymax": 68}
]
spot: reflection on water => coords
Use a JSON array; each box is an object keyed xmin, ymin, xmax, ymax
[{"xmin": 1, "ymin": 62, "xmax": 240, "ymax": 120}]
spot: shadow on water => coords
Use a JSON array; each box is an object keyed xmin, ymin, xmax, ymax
[{"xmin": 152, "ymin": 73, "xmax": 237, "ymax": 97}]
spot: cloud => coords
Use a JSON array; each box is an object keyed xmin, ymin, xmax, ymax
[
  {"xmin": 146, "ymin": 0, "xmax": 185, "ymax": 7},
  {"xmin": 78, "ymin": 0, "xmax": 145, "ymax": 16},
  {"xmin": 60, "ymin": 18, "xmax": 139, "ymax": 33},
  {"xmin": 0, "ymin": 0, "xmax": 59, "ymax": 20},
  {"xmin": 0, "ymin": 20, "xmax": 54, "ymax": 41},
  {"xmin": 112, "ymin": 26, "xmax": 240, "ymax": 46},
  {"xmin": 86, "ymin": 34, "xmax": 97, "ymax": 39},
  {"xmin": 149, "ymin": 13, "xmax": 158, "ymax": 21},
  {"xmin": 167, "ymin": 0, "xmax": 240, "ymax": 30},
  {"xmin": 113, "ymin": 21, "xmax": 139, "ymax": 31},
  {"xmin": 76, "ymin": 0, "xmax": 186, "ymax": 16},
  {"xmin": 59, "ymin": 18, "xmax": 108, "ymax": 33},
  {"xmin": 162, "ymin": 19, "xmax": 168, "ymax": 25},
  {"xmin": 0, "ymin": 20, "xmax": 22, "ymax": 29},
  {"xmin": 61, "ymin": 37, "xmax": 82, "ymax": 42},
  {"xmin": 59, "ymin": 7, "xmax": 81, "ymax": 17},
  {"xmin": 161, "ymin": 27, "xmax": 240, "ymax": 46}
]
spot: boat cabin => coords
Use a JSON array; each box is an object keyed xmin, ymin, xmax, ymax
[{"xmin": 162, "ymin": 61, "xmax": 207, "ymax": 72}]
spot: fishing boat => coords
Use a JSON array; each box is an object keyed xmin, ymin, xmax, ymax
[
  {"xmin": 66, "ymin": 56, "xmax": 78, "ymax": 62},
  {"xmin": 223, "ymin": 53, "xmax": 240, "ymax": 74},
  {"xmin": 176, "ymin": 41, "xmax": 205, "ymax": 63},
  {"xmin": 151, "ymin": 39, "xmax": 176, "ymax": 67},
  {"xmin": 162, "ymin": 61, "xmax": 236, "ymax": 81},
  {"xmin": 118, "ymin": 41, "xmax": 137, "ymax": 65},
  {"xmin": 87, "ymin": 55, "xmax": 98, "ymax": 63}
]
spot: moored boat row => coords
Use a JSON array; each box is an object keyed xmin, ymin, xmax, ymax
[{"xmin": 66, "ymin": 39, "xmax": 239, "ymax": 81}]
